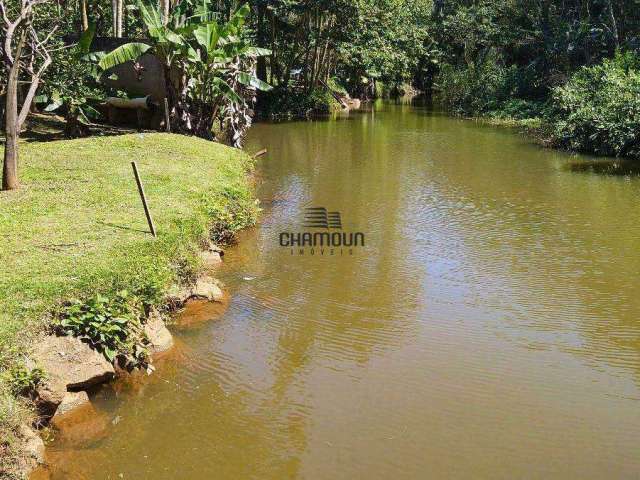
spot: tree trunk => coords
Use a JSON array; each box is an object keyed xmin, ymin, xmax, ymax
[
  {"xmin": 606, "ymin": 0, "xmax": 619, "ymax": 49},
  {"xmin": 116, "ymin": 0, "xmax": 123, "ymax": 37},
  {"xmin": 310, "ymin": 10, "xmax": 320, "ymax": 89},
  {"xmin": 2, "ymin": 51, "xmax": 21, "ymax": 190},
  {"xmin": 111, "ymin": 0, "xmax": 118, "ymax": 36},
  {"xmin": 270, "ymin": 11, "xmax": 276, "ymax": 84},
  {"xmin": 160, "ymin": 0, "xmax": 170, "ymax": 25},
  {"xmin": 81, "ymin": 0, "xmax": 89, "ymax": 31},
  {"xmin": 256, "ymin": 3, "xmax": 267, "ymax": 82}
]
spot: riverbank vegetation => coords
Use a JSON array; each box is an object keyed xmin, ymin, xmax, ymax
[
  {"xmin": 425, "ymin": 0, "xmax": 640, "ymax": 158},
  {"xmin": 1, "ymin": 1, "xmax": 638, "ymax": 190},
  {"xmin": 246, "ymin": 0, "xmax": 640, "ymax": 158},
  {"xmin": 251, "ymin": 0, "xmax": 433, "ymax": 115},
  {"xmin": 0, "ymin": 133, "xmax": 257, "ymax": 477}
]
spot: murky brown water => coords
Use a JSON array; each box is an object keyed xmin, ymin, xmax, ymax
[{"xmin": 43, "ymin": 101, "xmax": 640, "ymax": 479}]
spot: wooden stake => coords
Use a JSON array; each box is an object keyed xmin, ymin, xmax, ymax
[
  {"xmin": 252, "ymin": 148, "xmax": 267, "ymax": 158},
  {"xmin": 131, "ymin": 161, "xmax": 157, "ymax": 237}
]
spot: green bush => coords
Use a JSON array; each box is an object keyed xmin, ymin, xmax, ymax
[
  {"xmin": 374, "ymin": 80, "xmax": 388, "ymax": 98},
  {"xmin": 437, "ymin": 60, "xmax": 518, "ymax": 115},
  {"xmin": 258, "ymin": 86, "xmax": 341, "ymax": 118},
  {"xmin": 551, "ymin": 52, "xmax": 640, "ymax": 158},
  {"xmin": 3, "ymin": 364, "xmax": 45, "ymax": 396},
  {"xmin": 307, "ymin": 88, "xmax": 341, "ymax": 113},
  {"xmin": 56, "ymin": 290, "xmax": 149, "ymax": 367},
  {"xmin": 326, "ymin": 77, "xmax": 348, "ymax": 96},
  {"xmin": 489, "ymin": 99, "xmax": 546, "ymax": 120}
]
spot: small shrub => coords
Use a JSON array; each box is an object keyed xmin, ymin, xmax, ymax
[
  {"xmin": 326, "ymin": 77, "xmax": 348, "ymax": 96},
  {"xmin": 258, "ymin": 86, "xmax": 341, "ymax": 118},
  {"xmin": 56, "ymin": 290, "xmax": 149, "ymax": 367},
  {"xmin": 550, "ymin": 51, "xmax": 640, "ymax": 158},
  {"xmin": 374, "ymin": 80, "xmax": 388, "ymax": 98},
  {"xmin": 307, "ymin": 88, "xmax": 342, "ymax": 114},
  {"xmin": 3, "ymin": 364, "xmax": 45, "ymax": 396}
]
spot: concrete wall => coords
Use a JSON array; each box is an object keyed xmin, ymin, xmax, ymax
[{"xmin": 100, "ymin": 53, "xmax": 166, "ymax": 103}]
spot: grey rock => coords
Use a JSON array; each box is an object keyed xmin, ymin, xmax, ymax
[
  {"xmin": 31, "ymin": 335, "xmax": 115, "ymax": 414},
  {"xmin": 191, "ymin": 276, "xmax": 224, "ymax": 302},
  {"xmin": 144, "ymin": 311, "xmax": 174, "ymax": 355},
  {"xmin": 54, "ymin": 391, "xmax": 90, "ymax": 417}
]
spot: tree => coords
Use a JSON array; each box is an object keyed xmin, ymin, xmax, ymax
[
  {"xmin": 98, "ymin": 0, "xmax": 271, "ymax": 144},
  {"xmin": 1, "ymin": 0, "xmax": 56, "ymax": 190},
  {"xmin": 80, "ymin": 0, "xmax": 88, "ymax": 31},
  {"xmin": 246, "ymin": 0, "xmax": 432, "ymax": 101}
]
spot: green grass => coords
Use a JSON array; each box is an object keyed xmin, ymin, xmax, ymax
[{"xmin": 0, "ymin": 133, "xmax": 257, "ymax": 475}]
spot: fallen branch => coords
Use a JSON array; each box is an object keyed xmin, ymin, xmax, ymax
[{"xmin": 252, "ymin": 148, "xmax": 267, "ymax": 158}]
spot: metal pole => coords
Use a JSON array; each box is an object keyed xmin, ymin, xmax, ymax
[{"xmin": 131, "ymin": 161, "xmax": 157, "ymax": 237}]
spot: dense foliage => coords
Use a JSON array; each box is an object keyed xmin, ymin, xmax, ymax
[
  {"xmin": 551, "ymin": 52, "xmax": 640, "ymax": 158},
  {"xmin": 98, "ymin": 1, "xmax": 271, "ymax": 145},
  {"xmin": 4, "ymin": 0, "xmax": 639, "ymax": 143},
  {"xmin": 336, "ymin": 0, "xmax": 432, "ymax": 98},
  {"xmin": 431, "ymin": 0, "xmax": 640, "ymax": 115},
  {"xmin": 425, "ymin": 0, "xmax": 640, "ymax": 159},
  {"xmin": 246, "ymin": 0, "xmax": 433, "ymax": 113}
]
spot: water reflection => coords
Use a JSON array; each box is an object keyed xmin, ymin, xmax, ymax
[
  {"xmin": 43, "ymin": 101, "xmax": 640, "ymax": 480},
  {"xmin": 568, "ymin": 158, "xmax": 640, "ymax": 176}
]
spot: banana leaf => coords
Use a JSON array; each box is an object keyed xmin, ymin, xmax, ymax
[{"xmin": 98, "ymin": 42, "xmax": 152, "ymax": 70}]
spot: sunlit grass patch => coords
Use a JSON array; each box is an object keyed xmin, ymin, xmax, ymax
[{"xmin": 0, "ymin": 133, "xmax": 257, "ymax": 467}]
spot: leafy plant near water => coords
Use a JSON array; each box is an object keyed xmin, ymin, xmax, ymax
[
  {"xmin": 436, "ymin": 58, "xmax": 521, "ymax": 116},
  {"xmin": 56, "ymin": 291, "xmax": 149, "ymax": 367},
  {"xmin": 258, "ymin": 85, "xmax": 342, "ymax": 118},
  {"xmin": 550, "ymin": 51, "xmax": 640, "ymax": 159},
  {"xmin": 3, "ymin": 364, "xmax": 45, "ymax": 396}
]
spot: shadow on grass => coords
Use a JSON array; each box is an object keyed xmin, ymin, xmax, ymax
[
  {"xmin": 97, "ymin": 221, "xmax": 151, "ymax": 235},
  {"xmin": 0, "ymin": 113, "xmax": 148, "ymax": 143}
]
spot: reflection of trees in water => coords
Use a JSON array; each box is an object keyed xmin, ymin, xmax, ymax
[
  {"xmin": 410, "ymin": 113, "xmax": 640, "ymax": 383},
  {"xmin": 251, "ymin": 109, "xmax": 425, "ymax": 366},
  {"xmin": 254, "ymin": 104, "xmax": 640, "ymax": 387},
  {"xmin": 221, "ymin": 112, "xmax": 429, "ymax": 474},
  {"xmin": 568, "ymin": 159, "xmax": 640, "ymax": 176}
]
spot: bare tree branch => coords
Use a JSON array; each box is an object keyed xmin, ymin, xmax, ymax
[{"xmin": 17, "ymin": 25, "xmax": 54, "ymax": 128}]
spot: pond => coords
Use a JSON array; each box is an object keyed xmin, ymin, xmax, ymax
[{"xmin": 42, "ymin": 101, "xmax": 640, "ymax": 479}]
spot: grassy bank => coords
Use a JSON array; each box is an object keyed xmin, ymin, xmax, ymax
[{"xmin": 0, "ymin": 133, "xmax": 257, "ymax": 476}]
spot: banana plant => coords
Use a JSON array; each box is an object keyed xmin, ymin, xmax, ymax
[{"xmin": 98, "ymin": 0, "xmax": 271, "ymax": 142}]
